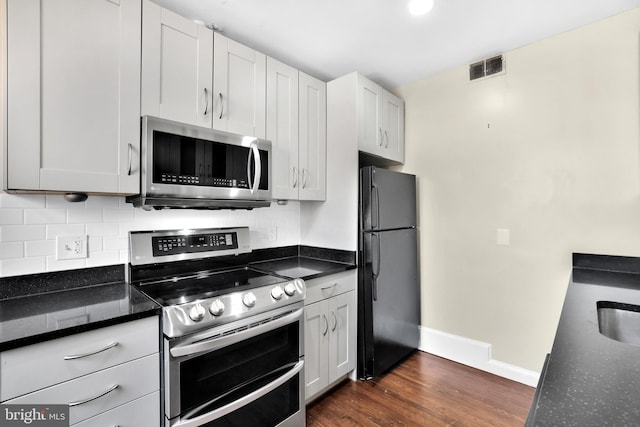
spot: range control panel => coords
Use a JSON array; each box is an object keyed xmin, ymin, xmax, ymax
[
  {"xmin": 129, "ymin": 227, "xmax": 251, "ymax": 266},
  {"xmin": 152, "ymin": 232, "xmax": 237, "ymax": 256}
]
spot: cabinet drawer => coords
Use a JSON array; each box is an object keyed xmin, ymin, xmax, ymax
[
  {"xmin": 305, "ymin": 270, "xmax": 356, "ymax": 305},
  {"xmin": 73, "ymin": 391, "xmax": 160, "ymax": 427},
  {"xmin": 1, "ymin": 316, "xmax": 159, "ymax": 401},
  {"xmin": 6, "ymin": 354, "xmax": 159, "ymax": 425}
]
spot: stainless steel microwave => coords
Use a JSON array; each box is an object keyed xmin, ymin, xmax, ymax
[{"xmin": 127, "ymin": 116, "xmax": 272, "ymax": 210}]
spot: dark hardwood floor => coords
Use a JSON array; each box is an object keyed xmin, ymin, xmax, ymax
[{"xmin": 306, "ymin": 351, "xmax": 535, "ymax": 426}]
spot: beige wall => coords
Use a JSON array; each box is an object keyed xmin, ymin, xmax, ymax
[{"xmin": 395, "ymin": 8, "xmax": 640, "ymax": 371}]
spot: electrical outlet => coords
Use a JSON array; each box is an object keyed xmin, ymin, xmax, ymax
[{"xmin": 56, "ymin": 235, "xmax": 88, "ymax": 260}]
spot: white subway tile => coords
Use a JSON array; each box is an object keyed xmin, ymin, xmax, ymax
[
  {"xmin": 88, "ymin": 236, "xmax": 103, "ymax": 252},
  {"xmin": 46, "ymin": 256, "xmax": 86, "ymax": 272},
  {"xmin": 1, "ymin": 257, "xmax": 46, "ymax": 277},
  {"xmin": 103, "ymin": 237, "xmax": 127, "ymax": 251},
  {"xmin": 119, "ymin": 249, "xmax": 129, "ymax": 263},
  {"xmin": 25, "ymin": 240, "xmax": 56, "ymax": 257},
  {"xmin": 86, "ymin": 250, "xmax": 121, "ymax": 267},
  {"xmin": 86, "ymin": 196, "xmax": 120, "ymax": 209},
  {"xmin": 0, "ymin": 209, "xmax": 23, "ymax": 225},
  {"xmin": 0, "ymin": 225, "xmax": 46, "ymax": 242},
  {"xmin": 0, "ymin": 194, "xmax": 46, "ymax": 209},
  {"xmin": 45, "ymin": 195, "xmax": 83, "ymax": 209},
  {"xmin": 0, "ymin": 242, "xmax": 24, "ymax": 259},
  {"xmin": 67, "ymin": 209, "xmax": 103, "ymax": 224},
  {"xmin": 87, "ymin": 223, "xmax": 119, "ymax": 237},
  {"xmin": 46, "ymin": 224, "xmax": 85, "ymax": 240},
  {"xmin": 24, "ymin": 208, "xmax": 66, "ymax": 224},
  {"xmin": 103, "ymin": 208, "xmax": 135, "ymax": 223}
]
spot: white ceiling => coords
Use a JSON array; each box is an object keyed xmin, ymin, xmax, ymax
[{"xmin": 150, "ymin": 0, "xmax": 640, "ymax": 89}]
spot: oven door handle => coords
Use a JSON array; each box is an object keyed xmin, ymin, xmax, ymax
[
  {"xmin": 172, "ymin": 360, "xmax": 304, "ymax": 427},
  {"xmin": 170, "ymin": 308, "xmax": 303, "ymax": 358}
]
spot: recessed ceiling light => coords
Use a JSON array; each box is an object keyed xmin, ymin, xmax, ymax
[{"xmin": 408, "ymin": 0, "xmax": 434, "ymax": 16}]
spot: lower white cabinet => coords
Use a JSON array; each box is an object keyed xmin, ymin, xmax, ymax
[
  {"xmin": 304, "ymin": 270, "xmax": 356, "ymax": 402},
  {"xmin": 0, "ymin": 316, "xmax": 160, "ymax": 425},
  {"xmin": 73, "ymin": 391, "xmax": 159, "ymax": 427}
]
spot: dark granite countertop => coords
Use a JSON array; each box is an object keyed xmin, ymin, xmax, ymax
[
  {"xmin": 527, "ymin": 253, "xmax": 640, "ymax": 426},
  {"xmin": 0, "ymin": 245, "xmax": 356, "ymax": 352},
  {"xmin": 0, "ymin": 265, "xmax": 161, "ymax": 352},
  {"xmin": 251, "ymin": 256, "xmax": 356, "ymax": 280}
]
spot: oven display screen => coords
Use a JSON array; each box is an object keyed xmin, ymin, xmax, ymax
[{"xmin": 152, "ymin": 232, "xmax": 238, "ymax": 256}]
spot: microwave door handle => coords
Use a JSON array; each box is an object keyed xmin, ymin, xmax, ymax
[{"xmin": 247, "ymin": 142, "xmax": 261, "ymax": 195}]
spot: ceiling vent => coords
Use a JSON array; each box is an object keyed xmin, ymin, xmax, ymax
[{"xmin": 469, "ymin": 55, "xmax": 504, "ymax": 81}]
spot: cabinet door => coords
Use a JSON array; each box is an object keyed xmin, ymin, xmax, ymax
[
  {"xmin": 382, "ymin": 90, "xmax": 405, "ymax": 164},
  {"xmin": 328, "ymin": 290, "xmax": 356, "ymax": 382},
  {"xmin": 357, "ymin": 75, "xmax": 383, "ymax": 157},
  {"xmin": 298, "ymin": 72, "xmax": 327, "ymax": 201},
  {"xmin": 213, "ymin": 33, "xmax": 266, "ymax": 138},
  {"xmin": 141, "ymin": 0, "xmax": 213, "ymax": 128},
  {"xmin": 304, "ymin": 300, "xmax": 329, "ymax": 401},
  {"xmin": 267, "ymin": 58, "xmax": 299, "ymax": 200},
  {"xmin": 6, "ymin": 0, "xmax": 141, "ymax": 194}
]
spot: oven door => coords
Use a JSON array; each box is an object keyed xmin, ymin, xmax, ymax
[{"xmin": 165, "ymin": 305, "xmax": 304, "ymax": 427}]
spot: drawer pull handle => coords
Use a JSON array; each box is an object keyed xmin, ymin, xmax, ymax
[
  {"xmin": 69, "ymin": 384, "xmax": 119, "ymax": 407},
  {"xmin": 63, "ymin": 341, "xmax": 118, "ymax": 360},
  {"xmin": 321, "ymin": 283, "xmax": 338, "ymax": 291}
]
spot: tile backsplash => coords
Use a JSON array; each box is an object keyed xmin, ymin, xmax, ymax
[{"xmin": 0, "ymin": 193, "xmax": 300, "ymax": 277}]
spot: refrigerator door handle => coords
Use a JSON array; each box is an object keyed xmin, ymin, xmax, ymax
[
  {"xmin": 371, "ymin": 184, "xmax": 380, "ymax": 230},
  {"xmin": 372, "ymin": 233, "xmax": 381, "ymax": 301}
]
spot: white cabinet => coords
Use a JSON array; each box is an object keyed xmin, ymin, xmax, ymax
[
  {"xmin": 0, "ymin": 317, "xmax": 160, "ymax": 426},
  {"xmin": 141, "ymin": 6, "xmax": 266, "ymax": 139},
  {"xmin": 356, "ymin": 73, "xmax": 405, "ymax": 164},
  {"xmin": 5, "ymin": 0, "xmax": 141, "ymax": 194},
  {"xmin": 298, "ymin": 72, "xmax": 327, "ymax": 201},
  {"xmin": 267, "ymin": 58, "xmax": 299, "ymax": 200},
  {"xmin": 141, "ymin": 0, "xmax": 213, "ymax": 128},
  {"xmin": 213, "ymin": 32, "xmax": 266, "ymax": 138},
  {"xmin": 304, "ymin": 270, "xmax": 356, "ymax": 402},
  {"xmin": 268, "ymin": 61, "xmax": 326, "ymax": 201}
]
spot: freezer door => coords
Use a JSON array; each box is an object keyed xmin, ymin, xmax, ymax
[
  {"xmin": 360, "ymin": 166, "xmax": 417, "ymax": 231},
  {"xmin": 360, "ymin": 228, "xmax": 420, "ymax": 378}
]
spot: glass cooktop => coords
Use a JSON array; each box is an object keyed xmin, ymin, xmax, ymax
[{"xmin": 137, "ymin": 267, "xmax": 287, "ymax": 306}]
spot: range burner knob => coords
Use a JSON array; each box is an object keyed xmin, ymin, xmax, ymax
[
  {"xmin": 189, "ymin": 304, "xmax": 206, "ymax": 322},
  {"xmin": 209, "ymin": 299, "xmax": 225, "ymax": 316},
  {"xmin": 284, "ymin": 283, "xmax": 297, "ymax": 296},
  {"xmin": 243, "ymin": 292, "xmax": 257, "ymax": 308},
  {"xmin": 271, "ymin": 286, "xmax": 284, "ymax": 300}
]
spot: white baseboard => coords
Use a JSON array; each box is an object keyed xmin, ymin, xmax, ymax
[{"xmin": 419, "ymin": 326, "xmax": 540, "ymax": 387}]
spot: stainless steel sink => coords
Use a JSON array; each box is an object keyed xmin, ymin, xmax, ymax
[{"xmin": 597, "ymin": 301, "xmax": 640, "ymax": 345}]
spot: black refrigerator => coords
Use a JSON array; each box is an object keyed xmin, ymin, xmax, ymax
[{"xmin": 358, "ymin": 166, "xmax": 420, "ymax": 379}]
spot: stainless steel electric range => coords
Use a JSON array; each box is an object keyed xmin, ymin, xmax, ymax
[{"xmin": 127, "ymin": 227, "xmax": 306, "ymax": 427}]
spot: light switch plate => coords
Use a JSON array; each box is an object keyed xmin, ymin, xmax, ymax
[{"xmin": 496, "ymin": 228, "xmax": 510, "ymax": 246}]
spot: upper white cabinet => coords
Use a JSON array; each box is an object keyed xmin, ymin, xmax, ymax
[
  {"xmin": 141, "ymin": 0, "xmax": 213, "ymax": 128},
  {"xmin": 356, "ymin": 73, "xmax": 404, "ymax": 164},
  {"xmin": 5, "ymin": 0, "xmax": 141, "ymax": 194},
  {"xmin": 267, "ymin": 61, "xmax": 326, "ymax": 201},
  {"xmin": 298, "ymin": 72, "xmax": 327, "ymax": 201},
  {"xmin": 141, "ymin": 5, "xmax": 266, "ymax": 139},
  {"xmin": 267, "ymin": 58, "xmax": 299, "ymax": 200},
  {"xmin": 213, "ymin": 32, "xmax": 266, "ymax": 138}
]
